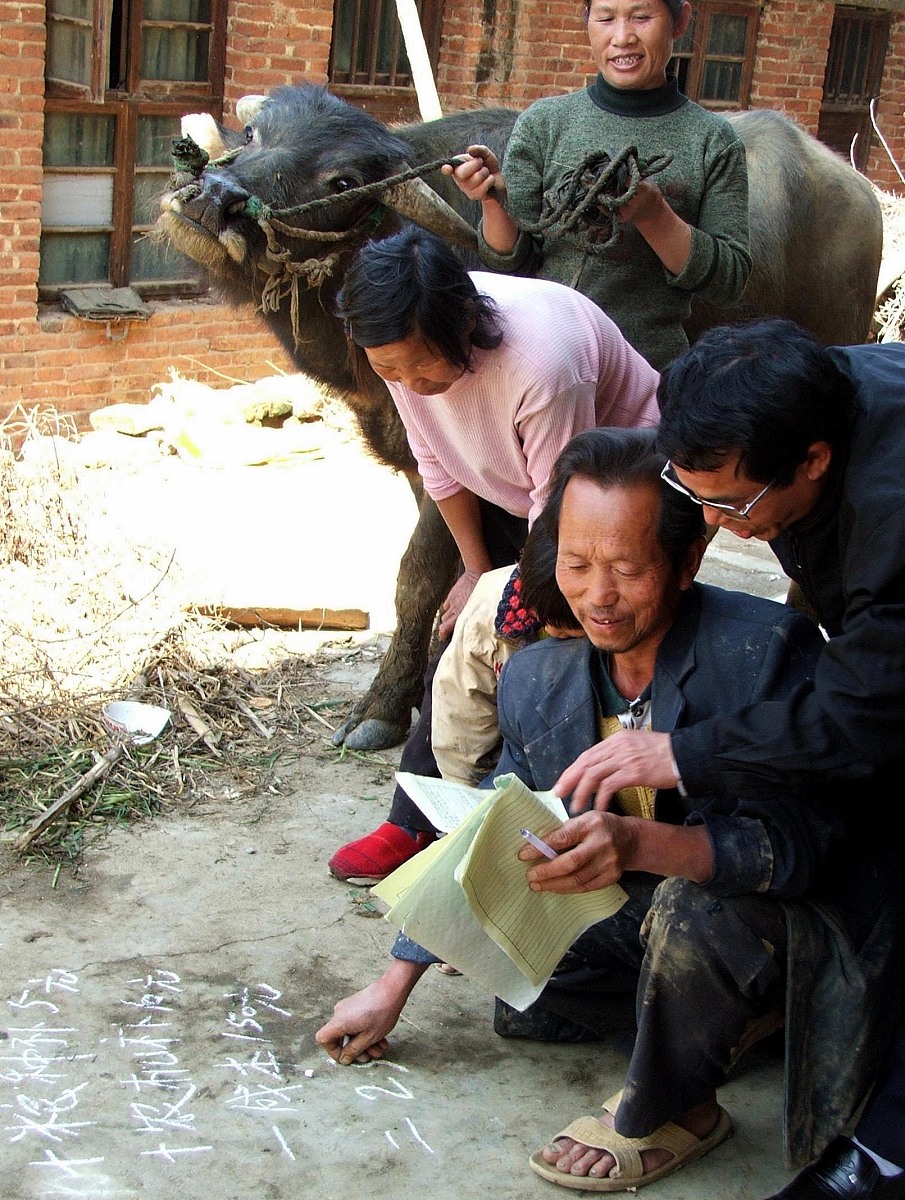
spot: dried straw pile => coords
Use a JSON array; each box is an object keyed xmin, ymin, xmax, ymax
[
  {"xmin": 877, "ymin": 187, "xmax": 905, "ymax": 343},
  {"xmin": 0, "ymin": 406, "xmax": 378, "ymax": 865}
]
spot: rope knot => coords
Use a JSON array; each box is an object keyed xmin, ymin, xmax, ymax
[{"xmin": 242, "ymin": 195, "xmax": 271, "ymax": 221}]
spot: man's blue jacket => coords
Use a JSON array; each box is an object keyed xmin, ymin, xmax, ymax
[{"xmin": 494, "ymin": 582, "xmax": 902, "ymax": 1167}]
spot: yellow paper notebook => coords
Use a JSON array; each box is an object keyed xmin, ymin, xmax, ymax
[{"xmin": 372, "ymin": 773, "xmax": 627, "ymax": 1011}]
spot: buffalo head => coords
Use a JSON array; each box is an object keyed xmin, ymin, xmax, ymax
[{"xmin": 156, "ymin": 85, "xmax": 477, "ymax": 299}]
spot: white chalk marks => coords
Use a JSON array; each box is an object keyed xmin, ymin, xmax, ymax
[{"xmin": 2, "ymin": 966, "xmax": 439, "ymax": 1194}]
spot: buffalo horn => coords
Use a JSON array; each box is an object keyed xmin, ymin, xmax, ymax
[
  {"xmin": 236, "ymin": 95, "xmax": 267, "ymax": 127},
  {"xmin": 382, "ymin": 177, "xmax": 478, "ymax": 250},
  {"xmin": 181, "ymin": 113, "xmax": 229, "ymax": 159}
]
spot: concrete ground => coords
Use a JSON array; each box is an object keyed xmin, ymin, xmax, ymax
[{"xmin": 0, "ymin": 429, "xmax": 800, "ymax": 1200}]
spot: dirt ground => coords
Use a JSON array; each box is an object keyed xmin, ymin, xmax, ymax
[{"xmin": 0, "ymin": 395, "xmax": 803, "ymax": 1200}]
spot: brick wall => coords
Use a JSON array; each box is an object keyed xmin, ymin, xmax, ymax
[
  {"xmin": 741, "ymin": 0, "xmax": 903, "ymax": 192},
  {"xmin": 866, "ymin": 11, "xmax": 905, "ymax": 192},
  {"xmin": 748, "ymin": 1, "xmax": 833, "ymax": 126},
  {"xmin": 0, "ymin": 303, "xmax": 296, "ymax": 420},
  {"xmin": 224, "ymin": 0, "xmax": 333, "ymax": 110},
  {"xmin": 0, "ymin": 0, "xmax": 327, "ymax": 430},
  {"xmin": 0, "ymin": 0, "xmax": 46, "ymax": 419},
  {"xmin": 3, "ymin": 0, "xmax": 903, "ymax": 427},
  {"xmin": 439, "ymin": 0, "xmax": 591, "ymax": 109}
]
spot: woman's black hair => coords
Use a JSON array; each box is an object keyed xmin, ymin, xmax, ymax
[
  {"xmin": 518, "ymin": 509, "xmax": 580, "ymax": 631},
  {"xmin": 335, "ymin": 227, "xmax": 503, "ymax": 373}
]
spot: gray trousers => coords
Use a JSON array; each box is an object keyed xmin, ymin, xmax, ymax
[{"xmin": 496, "ymin": 872, "xmax": 789, "ymax": 1139}]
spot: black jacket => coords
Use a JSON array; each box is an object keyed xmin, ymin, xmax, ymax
[
  {"xmin": 497, "ymin": 583, "xmax": 902, "ymax": 1167},
  {"xmin": 671, "ymin": 341, "xmax": 905, "ymax": 797}
]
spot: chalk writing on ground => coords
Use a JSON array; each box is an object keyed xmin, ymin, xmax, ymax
[{"xmin": 2, "ymin": 965, "xmax": 438, "ymax": 1195}]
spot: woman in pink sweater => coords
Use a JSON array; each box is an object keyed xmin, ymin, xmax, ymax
[{"xmin": 330, "ymin": 227, "xmax": 659, "ymax": 883}]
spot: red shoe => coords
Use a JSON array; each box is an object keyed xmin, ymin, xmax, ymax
[{"xmin": 328, "ymin": 822, "xmax": 436, "ymax": 884}]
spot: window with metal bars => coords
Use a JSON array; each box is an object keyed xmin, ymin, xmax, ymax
[
  {"xmin": 818, "ymin": 6, "xmax": 889, "ymax": 170},
  {"xmin": 41, "ymin": 0, "xmax": 226, "ymax": 298},
  {"xmin": 671, "ymin": 1, "xmax": 758, "ymax": 109},
  {"xmin": 329, "ymin": 0, "xmax": 444, "ymax": 88},
  {"xmin": 824, "ymin": 7, "xmax": 889, "ymax": 105}
]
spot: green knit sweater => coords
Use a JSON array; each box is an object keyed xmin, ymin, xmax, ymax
[{"xmin": 479, "ymin": 77, "xmax": 751, "ymax": 371}]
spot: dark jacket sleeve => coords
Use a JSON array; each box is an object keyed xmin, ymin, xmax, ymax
[
  {"xmin": 495, "ymin": 604, "xmax": 846, "ymax": 899},
  {"xmin": 659, "ymin": 598, "xmax": 846, "ymax": 898},
  {"xmin": 672, "ymin": 508, "xmax": 905, "ymax": 797},
  {"xmin": 685, "ymin": 791, "xmax": 844, "ymax": 900}
]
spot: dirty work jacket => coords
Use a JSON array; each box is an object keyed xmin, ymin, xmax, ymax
[{"xmin": 494, "ymin": 582, "xmax": 903, "ymax": 1168}]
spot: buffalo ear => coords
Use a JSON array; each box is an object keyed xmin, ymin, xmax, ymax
[{"xmin": 381, "ymin": 177, "xmax": 478, "ymax": 250}]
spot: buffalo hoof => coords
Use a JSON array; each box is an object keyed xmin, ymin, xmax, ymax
[{"xmin": 331, "ymin": 716, "xmax": 410, "ymax": 751}]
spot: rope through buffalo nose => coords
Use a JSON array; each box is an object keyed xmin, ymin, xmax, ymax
[
  {"xmin": 169, "ymin": 136, "xmax": 672, "ymax": 250},
  {"xmin": 221, "ymin": 156, "xmax": 460, "ymax": 223}
]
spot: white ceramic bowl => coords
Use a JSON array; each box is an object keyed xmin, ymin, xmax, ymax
[{"xmin": 102, "ymin": 701, "xmax": 171, "ymax": 745}]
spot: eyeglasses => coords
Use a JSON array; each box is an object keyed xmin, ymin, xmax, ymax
[{"xmin": 660, "ymin": 461, "xmax": 776, "ymax": 521}]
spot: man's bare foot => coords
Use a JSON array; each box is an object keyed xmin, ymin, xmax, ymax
[{"xmin": 541, "ymin": 1096, "xmax": 721, "ymax": 1180}]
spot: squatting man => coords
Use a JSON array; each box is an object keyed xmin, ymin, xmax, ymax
[{"xmin": 315, "ymin": 426, "xmax": 898, "ymax": 1194}]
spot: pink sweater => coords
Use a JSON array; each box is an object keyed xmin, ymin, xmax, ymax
[{"xmin": 388, "ymin": 272, "xmax": 660, "ymax": 525}]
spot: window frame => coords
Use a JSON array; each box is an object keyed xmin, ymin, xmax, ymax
[
  {"xmin": 41, "ymin": 0, "xmax": 226, "ymax": 299},
  {"xmin": 45, "ymin": 0, "xmax": 108, "ymax": 102},
  {"xmin": 823, "ymin": 6, "xmax": 889, "ymax": 106},
  {"xmin": 328, "ymin": 0, "xmax": 445, "ymax": 90},
  {"xmin": 818, "ymin": 5, "xmax": 890, "ymax": 169},
  {"xmin": 671, "ymin": 0, "xmax": 759, "ymax": 110}
]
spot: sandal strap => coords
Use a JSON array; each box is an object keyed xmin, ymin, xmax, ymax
[{"xmin": 550, "ymin": 1112, "xmax": 705, "ymax": 1181}]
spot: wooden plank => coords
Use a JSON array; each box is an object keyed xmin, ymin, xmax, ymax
[
  {"xmin": 395, "ymin": 0, "xmax": 442, "ymax": 120},
  {"xmin": 192, "ymin": 605, "xmax": 370, "ymax": 631}
]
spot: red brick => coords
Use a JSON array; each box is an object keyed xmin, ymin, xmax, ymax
[{"xmin": 2, "ymin": 0, "xmax": 901, "ymax": 422}]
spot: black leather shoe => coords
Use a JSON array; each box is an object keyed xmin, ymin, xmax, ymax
[{"xmin": 765, "ymin": 1138, "xmax": 905, "ymax": 1199}]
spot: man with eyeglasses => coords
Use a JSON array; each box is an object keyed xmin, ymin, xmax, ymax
[
  {"xmin": 660, "ymin": 460, "xmax": 777, "ymax": 522},
  {"xmin": 317, "ymin": 426, "xmax": 900, "ymax": 1192},
  {"xmin": 554, "ymin": 318, "xmax": 905, "ymax": 1200}
]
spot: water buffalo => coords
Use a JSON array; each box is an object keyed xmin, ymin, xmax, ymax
[{"xmin": 156, "ymin": 83, "xmax": 883, "ymax": 751}]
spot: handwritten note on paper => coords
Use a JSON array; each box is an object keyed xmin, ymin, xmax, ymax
[
  {"xmin": 373, "ymin": 773, "xmax": 627, "ymax": 1010},
  {"xmin": 457, "ymin": 775, "xmax": 627, "ymax": 986},
  {"xmin": 393, "ymin": 773, "xmax": 487, "ymax": 833}
]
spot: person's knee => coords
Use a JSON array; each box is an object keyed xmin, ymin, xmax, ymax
[
  {"xmin": 641, "ymin": 879, "xmax": 746, "ymax": 970},
  {"xmin": 642, "ymin": 878, "xmax": 783, "ymax": 996},
  {"xmin": 643, "ymin": 877, "xmax": 714, "ymax": 940}
]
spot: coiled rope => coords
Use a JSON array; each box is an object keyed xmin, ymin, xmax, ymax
[{"xmin": 521, "ymin": 145, "xmax": 673, "ymax": 251}]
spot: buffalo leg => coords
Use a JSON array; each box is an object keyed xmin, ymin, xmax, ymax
[{"xmin": 332, "ymin": 491, "xmax": 458, "ymax": 750}]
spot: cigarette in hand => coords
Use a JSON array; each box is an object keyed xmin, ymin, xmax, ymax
[{"xmin": 519, "ymin": 828, "xmax": 558, "ymax": 860}]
